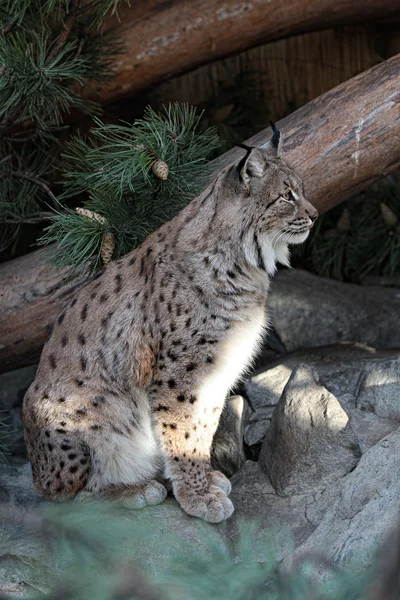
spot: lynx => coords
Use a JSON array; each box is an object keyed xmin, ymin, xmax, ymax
[{"xmin": 23, "ymin": 125, "xmax": 317, "ymax": 523}]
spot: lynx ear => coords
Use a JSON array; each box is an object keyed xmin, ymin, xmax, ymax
[
  {"xmin": 237, "ymin": 146, "xmax": 266, "ymax": 189},
  {"xmin": 260, "ymin": 121, "xmax": 283, "ymax": 159}
]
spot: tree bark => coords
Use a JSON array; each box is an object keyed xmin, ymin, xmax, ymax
[
  {"xmin": 1, "ymin": 54, "xmax": 400, "ymax": 373},
  {"xmin": 92, "ymin": 0, "xmax": 400, "ymax": 104}
]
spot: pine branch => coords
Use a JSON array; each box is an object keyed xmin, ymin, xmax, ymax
[
  {"xmin": 2, "ymin": 171, "xmax": 57, "ymax": 208},
  {"xmin": 39, "ymin": 104, "xmax": 220, "ymax": 272},
  {"xmin": 0, "ymin": 0, "xmax": 127, "ymax": 254},
  {"xmin": 0, "ymin": 211, "xmax": 54, "ymax": 224},
  {"xmin": 47, "ymin": 0, "xmax": 80, "ymax": 63},
  {"xmin": 1, "ymin": 17, "xmax": 17, "ymax": 35}
]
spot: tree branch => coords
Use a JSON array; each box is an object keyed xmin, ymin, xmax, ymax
[
  {"xmin": 1, "ymin": 18, "xmax": 17, "ymax": 35},
  {"xmin": 3, "ymin": 172, "xmax": 58, "ymax": 209},
  {"xmin": 47, "ymin": 0, "xmax": 80, "ymax": 63},
  {"xmin": 0, "ymin": 212, "xmax": 54, "ymax": 225},
  {"xmin": 82, "ymin": 0, "xmax": 400, "ymax": 105}
]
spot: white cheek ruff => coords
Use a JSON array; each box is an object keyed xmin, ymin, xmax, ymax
[
  {"xmin": 288, "ymin": 230, "xmax": 310, "ymax": 244},
  {"xmin": 258, "ymin": 233, "xmax": 290, "ymax": 276}
]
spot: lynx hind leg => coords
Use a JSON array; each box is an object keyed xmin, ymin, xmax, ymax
[
  {"xmin": 23, "ymin": 400, "xmax": 91, "ymax": 500},
  {"xmin": 74, "ymin": 388, "xmax": 166, "ymax": 508}
]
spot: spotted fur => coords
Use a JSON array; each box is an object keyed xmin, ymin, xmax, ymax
[{"xmin": 23, "ymin": 127, "xmax": 317, "ymax": 523}]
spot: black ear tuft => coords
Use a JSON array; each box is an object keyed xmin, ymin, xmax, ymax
[
  {"xmin": 261, "ymin": 122, "xmax": 284, "ymax": 158},
  {"xmin": 269, "ymin": 121, "xmax": 281, "ymax": 149}
]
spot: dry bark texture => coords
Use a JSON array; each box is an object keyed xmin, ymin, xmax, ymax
[
  {"xmin": 1, "ymin": 54, "xmax": 400, "ymax": 372},
  {"xmin": 0, "ymin": 253, "xmax": 87, "ymax": 374},
  {"xmin": 92, "ymin": 0, "xmax": 400, "ymax": 104}
]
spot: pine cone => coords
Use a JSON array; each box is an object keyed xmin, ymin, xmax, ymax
[
  {"xmin": 100, "ymin": 232, "xmax": 115, "ymax": 266},
  {"xmin": 336, "ymin": 207, "xmax": 351, "ymax": 232},
  {"xmin": 380, "ymin": 203, "xmax": 398, "ymax": 227},
  {"xmin": 76, "ymin": 207, "xmax": 107, "ymax": 225},
  {"xmin": 152, "ymin": 159, "xmax": 169, "ymax": 180}
]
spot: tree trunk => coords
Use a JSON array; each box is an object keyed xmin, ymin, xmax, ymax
[
  {"xmin": 1, "ymin": 54, "xmax": 400, "ymax": 373},
  {"xmin": 92, "ymin": 0, "xmax": 400, "ymax": 104}
]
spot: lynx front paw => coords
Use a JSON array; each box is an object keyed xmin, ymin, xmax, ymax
[
  {"xmin": 175, "ymin": 484, "xmax": 234, "ymax": 523},
  {"xmin": 118, "ymin": 480, "xmax": 167, "ymax": 510},
  {"xmin": 207, "ymin": 470, "xmax": 232, "ymax": 495}
]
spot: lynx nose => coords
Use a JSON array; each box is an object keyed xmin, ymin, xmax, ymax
[{"xmin": 307, "ymin": 208, "xmax": 318, "ymax": 225}]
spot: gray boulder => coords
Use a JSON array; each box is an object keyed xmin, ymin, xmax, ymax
[
  {"xmin": 0, "ymin": 458, "xmax": 230, "ymax": 594},
  {"xmin": 293, "ymin": 430, "xmax": 400, "ymax": 570},
  {"xmin": 244, "ymin": 408, "xmax": 273, "ymax": 447},
  {"xmin": 269, "ymin": 269, "xmax": 400, "ymax": 352},
  {"xmin": 338, "ymin": 393, "xmax": 397, "ymax": 454},
  {"xmin": 0, "ymin": 365, "xmax": 36, "ymax": 457},
  {"xmin": 259, "ymin": 365, "xmax": 361, "ymax": 496},
  {"xmin": 356, "ymin": 357, "xmax": 400, "ymax": 421},
  {"xmin": 243, "ymin": 342, "xmax": 394, "ymax": 410},
  {"xmin": 243, "ymin": 344, "xmax": 400, "ymax": 452},
  {"xmin": 229, "ymin": 460, "xmax": 314, "ymax": 559},
  {"xmin": 0, "ymin": 460, "xmax": 41, "ymax": 506}
]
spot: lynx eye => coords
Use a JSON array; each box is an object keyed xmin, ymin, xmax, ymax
[{"xmin": 280, "ymin": 190, "xmax": 294, "ymax": 203}]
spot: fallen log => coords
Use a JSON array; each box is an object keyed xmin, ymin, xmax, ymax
[
  {"xmin": 1, "ymin": 54, "xmax": 399, "ymax": 373},
  {"xmin": 93, "ymin": 0, "xmax": 400, "ymax": 104}
]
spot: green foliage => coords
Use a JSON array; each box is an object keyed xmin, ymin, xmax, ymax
[
  {"xmin": 1, "ymin": 501, "xmax": 376, "ymax": 600},
  {"xmin": 292, "ymin": 179, "xmax": 400, "ymax": 283},
  {"xmin": 39, "ymin": 104, "xmax": 220, "ymax": 273},
  {"xmin": 0, "ymin": 0, "xmax": 125, "ymax": 254}
]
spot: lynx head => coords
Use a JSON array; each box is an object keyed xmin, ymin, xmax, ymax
[{"xmin": 223, "ymin": 123, "xmax": 318, "ymax": 273}]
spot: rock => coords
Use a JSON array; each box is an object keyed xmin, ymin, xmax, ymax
[
  {"xmin": 259, "ymin": 365, "xmax": 361, "ymax": 496},
  {"xmin": 243, "ymin": 343, "xmax": 393, "ymax": 410},
  {"xmin": 356, "ymin": 357, "xmax": 400, "ymax": 421},
  {"xmin": 293, "ymin": 430, "xmax": 400, "ymax": 570},
  {"xmin": 229, "ymin": 461, "xmax": 314, "ymax": 559},
  {"xmin": 0, "ymin": 460, "xmax": 41, "ymax": 506},
  {"xmin": 244, "ymin": 343, "xmax": 399, "ymax": 408},
  {"xmin": 0, "ymin": 366, "xmax": 36, "ymax": 410},
  {"xmin": 212, "ymin": 396, "xmax": 246, "ymax": 476},
  {"xmin": 0, "ymin": 365, "xmax": 36, "ymax": 458},
  {"xmin": 0, "ymin": 460, "xmax": 50, "ymax": 597},
  {"xmin": 243, "ymin": 344, "xmax": 400, "ymax": 452},
  {"xmin": 269, "ymin": 269, "xmax": 400, "ymax": 352},
  {"xmin": 0, "ymin": 459, "xmax": 230, "ymax": 594},
  {"xmin": 244, "ymin": 406, "xmax": 274, "ymax": 446},
  {"xmin": 243, "ymin": 360, "xmax": 292, "ymax": 411},
  {"xmin": 338, "ymin": 394, "xmax": 397, "ymax": 454},
  {"xmin": 244, "ymin": 419, "xmax": 270, "ymax": 447}
]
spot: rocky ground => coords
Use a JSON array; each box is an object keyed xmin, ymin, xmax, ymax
[{"xmin": 1, "ymin": 269, "xmax": 400, "ymax": 595}]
